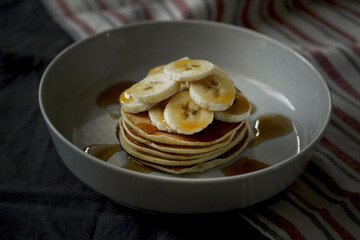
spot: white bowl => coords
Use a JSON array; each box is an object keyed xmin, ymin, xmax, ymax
[{"xmin": 39, "ymin": 20, "xmax": 331, "ymax": 214}]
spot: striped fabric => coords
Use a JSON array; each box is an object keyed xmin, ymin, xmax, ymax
[{"xmin": 42, "ymin": 0, "xmax": 360, "ymax": 239}]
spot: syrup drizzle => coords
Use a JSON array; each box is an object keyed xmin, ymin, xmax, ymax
[
  {"xmin": 96, "ymin": 81, "xmax": 135, "ymax": 119},
  {"xmin": 123, "ymin": 155, "xmax": 153, "ymax": 173},
  {"xmin": 221, "ymin": 157, "xmax": 269, "ymax": 176},
  {"xmin": 248, "ymin": 113, "xmax": 293, "ymax": 147},
  {"xmin": 83, "ymin": 144, "xmax": 152, "ymax": 173},
  {"xmin": 84, "ymin": 144, "xmax": 121, "ymax": 161}
]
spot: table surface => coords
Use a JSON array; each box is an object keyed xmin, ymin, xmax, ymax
[{"xmin": 0, "ymin": 1, "xmax": 267, "ymax": 239}]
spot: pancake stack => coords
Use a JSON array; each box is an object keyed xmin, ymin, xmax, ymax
[{"xmin": 118, "ymin": 58, "xmax": 252, "ymax": 174}]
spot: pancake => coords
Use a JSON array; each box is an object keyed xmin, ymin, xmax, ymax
[
  {"xmin": 121, "ymin": 108, "xmax": 243, "ymax": 146},
  {"xmin": 119, "ymin": 118, "xmax": 249, "ymax": 166},
  {"xmin": 122, "ymin": 119, "xmax": 237, "ymax": 154},
  {"xmin": 120, "ymin": 119, "xmax": 240, "ymax": 160},
  {"xmin": 137, "ymin": 127, "xmax": 251, "ymax": 174}
]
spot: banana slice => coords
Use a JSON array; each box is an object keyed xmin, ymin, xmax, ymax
[
  {"xmin": 189, "ymin": 69, "xmax": 235, "ymax": 111},
  {"xmin": 164, "ymin": 91, "xmax": 214, "ymax": 135},
  {"xmin": 179, "ymin": 82, "xmax": 189, "ymax": 91},
  {"xmin": 148, "ymin": 100, "xmax": 176, "ymax": 133},
  {"xmin": 214, "ymin": 91, "xmax": 251, "ymax": 122},
  {"xmin": 164, "ymin": 59, "xmax": 214, "ymax": 82},
  {"xmin": 147, "ymin": 65, "xmax": 165, "ymax": 76},
  {"xmin": 120, "ymin": 88, "xmax": 155, "ymax": 113},
  {"xmin": 213, "ymin": 65, "xmax": 229, "ymax": 77},
  {"xmin": 131, "ymin": 72, "xmax": 179, "ymax": 104}
]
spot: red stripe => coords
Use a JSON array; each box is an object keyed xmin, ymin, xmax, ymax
[
  {"xmin": 261, "ymin": 207, "xmax": 306, "ymax": 239},
  {"xmin": 289, "ymin": 189, "xmax": 357, "ymax": 240},
  {"xmin": 56, "ymin": 0, "xmax": 95, "ymax": 35},
  {"xmin": 241, "ymin": 0, "xmax": 255, "ymax": 30},
  {"xmin": 320, "ymin": 137, "xmax": 360, "ymax": 173},
  {"xmin": 172, "ymin": 0, "xmax": 193, "ymax": 18},
  {"xmin": 309, "ymin": 50, "xmax": 360, "ymax": 102},
  {"xmin": 325, "ymin": 0, "xmax": 360, "ymax": 19},
  {"xmin": 266, "ymin": 0, "xmax": 325, "ymax": 46},
  {"xmin": 215, "ymin": 0, "xmax": 224, "ymax": 22},
  {"xmin": 95, "ymin": 0, "xmax": 128, "ymax": 23},
  {"xmin": 132, "ymin": 0, "xmax": 152, "ymax": 20},
  {"xmin": 333, "ymin": 106, "xmax": 360, "ymax": 134},
  {"xmin": 307, "ymin": 161, "xmax": 360, "ymax": 212},
  {"xmin": 292, "ymin": 0, "xmax": 357, "ymax": 43},
  {"xmin": 322, "ymin": 0, "xmax": 360, "ymax": 58},
  {"xmin": 350, "ymin": 45, "xmax": 360, "ymax": 57},
  {"xmin": 265, "ymin": 0, "xmax": 360, "ymax": 100}
]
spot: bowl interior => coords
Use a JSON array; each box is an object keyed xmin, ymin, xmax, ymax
[{"xmin": 40, "ymin": 21, "xmax": 331, "ymax": 179}]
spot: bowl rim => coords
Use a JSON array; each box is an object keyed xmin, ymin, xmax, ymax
[{"xmin": 38, "ymin": 20, "xmax": 332, "ymax": 184}]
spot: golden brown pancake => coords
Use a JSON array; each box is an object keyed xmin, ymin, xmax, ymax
[
  {"xmin": 122, "ymin": 119, "xmax": 237, "ymax": 154},
  {"xmin": 119, "ymin": 119, "xmax": 248, "ymax": 166},
  {"xmin": 118, "ymin": 108, "xmax": 250, "ymax": 174},
  {"xmin": 137, "ymin": 128, "xmax": 250, "ymax": 174},
  {"xmin": 121, "ymin": 108, "xmax": 243, "ymax": 146}
]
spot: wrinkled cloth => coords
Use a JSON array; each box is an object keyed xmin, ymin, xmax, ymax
[
  {"xmin": 0, "ymin": 1, "xmax": 267, "ymax": 239},
  {"xmin": 2, "ymin": 0, "xmax": 360, "ymax": 239}
]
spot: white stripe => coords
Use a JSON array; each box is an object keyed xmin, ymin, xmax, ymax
[
  {"xmin": 240, "ymin": 210, "xmax": 289, "ymax": 240},
  {"xmin": 41, "ymin": 0, "xmax": 85, "ymax": 39},
  {"xmin": 76, "ymin": 11, "xmax": 113, "ymax": 33},
  {"xmin": 252, "ymin": 0, "xmax": 309, "ymax": 46},
  {"xmin": 319, "ymin": 129, "xmax": 360, "ymax": 174},
  {"xmin": 303, "ymin": 171, "xmax": 360, "ymax": 225},
  {"xmin": 145, "ymin": 1, "xmax": 174, "ymax": 20},
  {"xmin": 220, "ymin": 0, "xmax": 237, "ymax": 23},
  {"xmin": 329, "ymin": 0, "xmax": 360, "ymax": 26},
  {"xmin": 332, "ymin": 92, "xmax": 360, "ymax": 122},
  {"xmin": 287, "ymin": 191, "xmax": 343, "ymax": 240},
  {"xmin": 164, "ymin": 0, "xmax": 184, "ymax": 20},
  {"xmin": 321, "ymin": 50, "xmax": 360, "ymax": 94},
  {"xmin": 267, "ymin": 199, "xmax": 327, "ymax": 239},
  {"xmin": 205, "ymin": 0, "xmax": 216, "ymax": 21},
  {"xmin": 182, "ymin": 0, "xmax": 207, "ymax": 19},
  {"xmin": 64, "ymin": 0, "xmax": 89, "ymax": 13},
  {"xmin": 285, "ymin": 1, "xmax": 351, "ymax": 45},
  {"xmin": 301, "ymin": 51, "xmax": 360, "ymax": 108},
  {"xmin": 84, "ymin": 0, "xmax": 119, "ymax": 26},
  {"xmin": 294, "ymin": 178, "xmax": 360, "ymax": 236},
  {"xmin": 311, "ymin": 1, "xmax": 360, "ymax": 39},
  {"xmin": 263, "ymin": 0, "xmax": 318, "ymax": 47},
  {"xmin": 274, "ymin": 0, "xmax": 334, "ymax": 44}
]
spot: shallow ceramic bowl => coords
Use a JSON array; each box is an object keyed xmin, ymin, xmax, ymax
[{"xmin": 39, "ymin": 21, "xmax": 331, "ymax": 214}]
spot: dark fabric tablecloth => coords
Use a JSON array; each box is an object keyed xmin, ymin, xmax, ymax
[{"xmin": 0, "ymin": 1, "xmax": 267, "ymax": 239}]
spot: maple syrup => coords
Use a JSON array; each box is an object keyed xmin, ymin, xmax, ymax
[
  {"xmin": 84, "ymin": 144, "xmax": 122, "ymax": 161},
  {"xmin": 221, "ymin": 157, "xmax": 269, "ymax": 176},
  {"xmin": 96, "ymin": 81, "xmax": 135, "ymax": 118},
  {"xmin": 248, "ymin": 113, "xmax": 292, "ymax": 147},
  {"xmin": 83, "ymin": 144, "xmax": 152, "ymax": 173},
  {"xmin": 123, "ymin": 155, "xmax": 153, "ymax": 173}
]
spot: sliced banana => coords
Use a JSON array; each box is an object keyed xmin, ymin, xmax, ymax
[
  {"xmin": 213, "ymin": 65, "xmax": 229, "ymax": 77},
  {"xmin": 147, "ymin": 65, "xmax": 165, "ymax": 76},
  {"xmin": 148, "ymin": 100, "xmax": 176, "ymax": 133},
  {"xmin": 179, "ymin": 82, "xmax": 189, "ymax": 91},
  {"xmin": 131, "ymin": 72, "xmax": 179, "ymax": 104},
  {"xmin": 214, "ymin": 91, "xmax": 251, "ymax": 122},
  {"xmin": 120, "ymin": 88, "xmax": 155, "ymax": 113},
  {"xmin": 147, "ymin": 57, "xmax": 189, "ymax": 76},
  {"xmin": 164, "ymin": 91, "xmax": 214, "ymax": 135},
  {"xmin": 164, "ymin": 59, "xmax": 214, "ymax": 82},
  {"xmin": 189, "ymin": 69, "xmax": 235, "ymax": 111}
]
